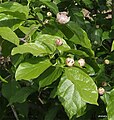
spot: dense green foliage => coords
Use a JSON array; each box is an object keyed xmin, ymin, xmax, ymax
[{"xmin": 0, "ymin": 0, "xmax": 114, "ymax": 120}]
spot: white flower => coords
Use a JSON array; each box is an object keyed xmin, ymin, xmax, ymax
[
  {"xmin": 56, "ymin": 12, "xmax": 70, "ymax": 24},
  {"xmin": 47, "ymin": 12, "xmax": 52, "ymax": 17},
  {"xmin": 78, "ymin": 58, "xmax": 85, "ymax": 67},
  {"xmin": 98, "ymin": 87, "xmax": 105, "ymax": 95},
  {"xmin": 104, "ymin": 59, "xmax": 110, "ymax": 64},
  {"xmin": 66, "ymin": 58, "xmax": 74, "ymax": 67},
  {"xmin": 55, "ymin": 39, "xmax": 63, "ymax": 46}
]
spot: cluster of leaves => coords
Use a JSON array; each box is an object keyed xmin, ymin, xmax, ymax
[{"xmin": 0, "ymin": 0, "xmax": 114, "ymax": 120}]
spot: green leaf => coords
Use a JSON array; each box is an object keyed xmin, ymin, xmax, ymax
[
  {"xmin": 106, "ymin": 89, "xmax": 114, "ymax": 120},
  {"xmin": 45, "ymin": 106, "xmax": 60, "ymax": 120},
  {"xmin": 2, "ymin": 81, "xmax": 21, "ymax": 101},
  {"xmin": 0, "ymin": 2, "xmax": 29, "ymax": 19},
  {"xmin": 15, "ymin": 59, "xmax": 51, "ymax": 80},
  {"xmin": 36, "ymin": 34, "xmax": 70, "ymax": 53},
  {"xmin": 19, "ymin": 25, "xmax": 39, "ymax": 35},
  {"xmin": 39, "ymin": 66, "xmax": 63, "ymax": 88},
  {"xmin": 9, "ymin": 87, "xmax": 35, "ymax": 104},
  {"xmin": 65, "ymin": 49, "xmax": 89, "ymax": 57},
  {"xmin": 0, "ymin": 27, "xmax": 19, "ymax": 45},
  {"xmin": 67, "ymin": 22, "xmax": 93, "ymax": 54},
  {"xmin": 82, "ymin": 0, "xmax": 93, "ymax": 8},
  {"xmin": 57, "ymin": 75, "xmax": 86, "ymax": 119},
  {"xmin": 0, "ymin": 13, "xmax": 24, "ymax": 30},
  {"xmin": 11, "ymin": 42, "xmax": 48, "ymax": 56},
  {"xmin": 0, "ymin": 75, "xmax": 8, "ymax": 83},
  {"xmin": 64, "ymin": 67, "xmax": 98, "ymax": 105},
  {"xmin": 40, "ymin": 1, "xmax": 58, "ymax": 14}
]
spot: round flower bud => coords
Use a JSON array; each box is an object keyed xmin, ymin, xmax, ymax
[
  {"xmin": 43, "ymin": 19, "xmax": 49, "ymax": 24},
  {"xmin": 66, "ymin": 58, "xmax": 74, "ymax": 67},
  {"xmin": 47, "ymin": 12, "xmax": 52, "ymax": 17},
  {"xmin": 104, "ymin": 59, "xmax": 110, "ymax": 64},
  {"xmin": 56, "ymin": 12, "xmax": 70, "ymax": 24},
  {"xmin": 98, "ymin": 87, "xmax": 105, "ymax": 95},
  {"xmin": 55, "ymin": 39, "xmax": 63, "ymax": 46},
  {"xmin": 102, "ymin": 81, "xmax": 107, "ymax": 87},
  {"xmin": 78, "ymin": 58, "xmax": 85, "ymax": 67},
  {"xmin": 94, "ymin": 41, "xmax": 98, "ymax": 45}
]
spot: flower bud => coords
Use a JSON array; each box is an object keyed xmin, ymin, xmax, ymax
[
  {"xmin": 94, "ymin": 41, "xmax": 98, "ymax": 45},
  {"xmin": 55, "ymin": 39, "xmax": 63, "ymax": 46},
  {"xmin": 104, "ymin": 59, "xmax": 110, "ymax": 64},
  {"xmin": 78, "ymin": 58, "xmax": 85, "ymax": 67},
  {"xmin": 102, "ymin": 81, "xmax": 107, "ymax": 87},
  {"xmin": 56, "ymin": 12, "xmax": 70, "ymax": 24},
  {"xmin": 47, "ymin": 12, "xmax": 52, "ymax": 17},
  {"xmin": 98, "ymin": 87, "xmax": 105, "ymax": 95},
  {"xmin": 43, "ymin": 19, "xmax": 49, "ymax": 24},
  {"xmin": 66, "ymin": 58, "xmax": 74, "ymax": 67}
]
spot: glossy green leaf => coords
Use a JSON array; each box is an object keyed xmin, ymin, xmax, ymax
[
  {"xmin": 106, "ymin": 89, "xmax": 114, "ymax": 120},
  {"xmin": 0, "ymin": 13, "xmax": 24, "ymax": 30},
  {"xmin": 11, "ymin": 42, "xmax": 48, "ymax": 56},
  {"xmin": 65, "ymin": 49, "xmax": 89, "ymax": 57},
  {"xmin": 69, "ymin": 7, "xmax": 85, "ymax": 27},
  {"xmin": 0, "ymin": 27, "xmax": 19, "ymax": 45},
  {"xmin": 19, "ymin": 25, "xmax": 39, "ymax": 35},
  {"xmin": 64, "ymin": 67, "xmax": 98, "ymax": 105},
  {"xmin": 0, "ymin": 2, "xmax": 29, "ymax": 19},
  {"xmin": 15, "ymin": 59, "xmax": 51, "ymax": 80},
  {"xmin": 67, "ymin": 22, "xmax": 93, "ymax": 54},
  {"xmin": 57, "ymin": 75, "xmax": 86, "ymax": 119},
  {"xmin": 2, "ymin": 81, "xmax": 21, "ymax": 101},
  {"xmin": 36, "ymin": 34, "xmax": 70, "ymax": 53},
  {"xmin": 39, "ymin": 66, "xmax": 63, "ymax": 88},
  {"xmin": 40, "ymin": 1, "xmax": 58, "ymax": 14},
  {"xmin": 9, "ymin": 87, "xmax": 35, "ymax": 104}
]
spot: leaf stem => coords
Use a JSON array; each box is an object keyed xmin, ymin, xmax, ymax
[{"xmin": 11, "ymin": 105, "xmax": 19, "ymax": 120}]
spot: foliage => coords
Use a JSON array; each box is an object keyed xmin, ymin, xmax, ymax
[{"xmin": 0, "ymin": 0, "xmax": 113, "ymax": 120}]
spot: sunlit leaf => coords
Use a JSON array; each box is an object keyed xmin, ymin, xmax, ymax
[
  {"xmin": 15, "ymin": 59, "xmax": 51, "ymax": 80},
  {"xmin": 0, "ymin": 27, "xmax": 19, "ymax": 45}
]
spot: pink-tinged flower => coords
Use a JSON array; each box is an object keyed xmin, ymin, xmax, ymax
[
  {"xmin": 98, "ymin": 87, "xmax": 105, "ymax": 95},
  {"xmin": 66, "ymin": 58, "xmax": 74, "ymax": 67},
  {"xmin": 78, "ymin": 58, "xmax": 85, "ymax": 67},
  {"xmin": 55, "ymin": 39, "xmax": 63, "ymax": 46},
  {"xmin": 56, "ymin": 12, "xmax": 70, "ymax": 24}
]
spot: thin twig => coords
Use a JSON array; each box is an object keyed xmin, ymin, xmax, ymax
[
  {"xmin": 11, "ymin": 105, "xmax": 19, "ymax": 120},
  {"xmin": 19, "ymin": 26, "xmax": 38, "ymax": 43},
  {"xmin": 24, "ymin": 27, "xmax": 38, "ymax": 40},
  {"xmin": 19, "ymin": 38, "xmax": 26, "ymax": 43}
]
